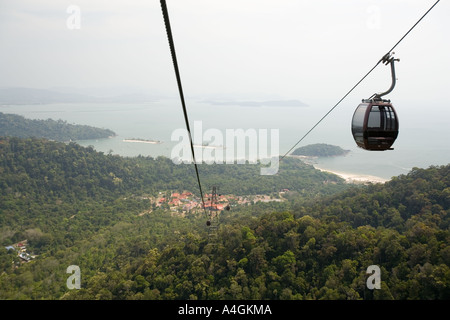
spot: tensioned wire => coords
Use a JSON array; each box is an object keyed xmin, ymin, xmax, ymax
[
  {"xmin": 159, "ymin": 0, "xmax": 440, "ymax": 193},
  {"xmin": 160, "ymin": 0, "xmax": 207, "ymax": 216},
  {"xmin": 280, "ymin": 0, "xmax": 440, "ymax": 161}
]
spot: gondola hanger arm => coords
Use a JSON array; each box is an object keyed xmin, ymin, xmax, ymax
[{"xmin": 369, "ymin": 53, "xmax": 400, "ymax": 101}]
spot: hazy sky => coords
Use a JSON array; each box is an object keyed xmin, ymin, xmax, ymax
[{"xmin": 0, "ymin": 0, "xmax": 448, "ymax": 104}]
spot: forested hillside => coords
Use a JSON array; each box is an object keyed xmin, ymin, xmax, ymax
[
  {"xmin": 0, "ymin": 137, "xmax": 448, "ymax": 300},
  {"xmin": 0, "ymin": 112, "xmax": 115, "ymax": 141},
  {"xmin": 59, "ymin": 165, "xmax": 449, "ymax": 300},
  {"xmin": 0, "ymin": 137, "xmax": 345, "ymax": 202}
]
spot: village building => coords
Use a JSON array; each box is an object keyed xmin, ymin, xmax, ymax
[{"xmin": 4, "ymin": 240, "xmax": 35, "ymax": 263}]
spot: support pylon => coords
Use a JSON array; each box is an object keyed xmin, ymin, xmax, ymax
[{"xmin": 206, "ymin": 186, "xmax": 220, "ymax": 241}]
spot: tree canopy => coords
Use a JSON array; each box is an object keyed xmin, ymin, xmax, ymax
[
  {"xmin": 0, "ymin": 137, "xmax": 448, "ymax": 300},
  {"xmin": 0, "ymin": 112, "xmax": 115, "ymax": 141},
  {"xmin": 291, "ymin": 144, "xmax": 350, "ymax": 157}
]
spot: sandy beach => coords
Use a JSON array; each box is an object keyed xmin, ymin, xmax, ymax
[
  {"xmin": 123, "ymin": 139, "xmax": 161, "ymax": 144},
  {"xmin": 314, "ymin": 166, "xmax": 388, "ymax": 184},
  {"xmin": 286, "ymin": 154, "xmax": 388, "ymax": 184}
]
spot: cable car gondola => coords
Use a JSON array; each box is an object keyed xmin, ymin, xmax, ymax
[{"xmin": 351, "ymin": 53, "xmax": 400, "ymax": 151}]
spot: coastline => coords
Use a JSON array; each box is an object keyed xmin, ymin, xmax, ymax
[
  {"xmin": 123, "ymin": 139, "xmax": 161, "ymax": 144},
  {"xmin": 314, "ymin": 165, "xmax": 388, "ymax": 184},
  {"xmin": 287, "ymin": 154, "xmax": 388, "ymax": 184}
]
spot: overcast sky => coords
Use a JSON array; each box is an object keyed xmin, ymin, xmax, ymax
[{"xmin": 0, "ymin": 0, "xmax": 448, "ymax": 104}]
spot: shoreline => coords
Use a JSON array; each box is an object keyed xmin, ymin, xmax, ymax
[
  {"xmin": 314, "ymin": 165, "xmax": 389, "ymax": 184},
  {"xmin": 287, "ymin": 154, "xmax": 388, "ymax": 184},
  {"xmin": 123, "ymin": 139, "xmax": 162, "ymax": 144},
  {"xmin": 194, "ymin": 145, "xmax": 226, "ymax": 149}
]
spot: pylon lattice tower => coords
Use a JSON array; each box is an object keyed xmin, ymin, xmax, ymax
[{"xmin": 206, "ymin": 186, "xmax": 220, "ymax": 240}]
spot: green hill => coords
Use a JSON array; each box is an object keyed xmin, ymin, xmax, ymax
[
  {"xmin": 292, "ymin": 143, "xmax": 350, "ymax": 157},
  {"xmin": 65, "ymin": 164, "xmax": 449, "ymax": 300},
  {"xmin": 0, "ymin": 137, "xmax": 448, "ymax": 300},
  {"xmin": 0, "ymin": 112, "xmax": 115, "ymax": 141}
]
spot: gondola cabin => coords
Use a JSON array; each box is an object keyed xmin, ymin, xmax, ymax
[{"xmin": 351, "ymin": 100, "xmax": 399, "ymax": 151}]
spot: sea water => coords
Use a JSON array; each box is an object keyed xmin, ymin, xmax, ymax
[{"xmin": 1, "ymin": 99, "xmax": 449, "ymax": 180}]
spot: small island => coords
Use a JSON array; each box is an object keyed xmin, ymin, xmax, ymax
[
  {"xmin": 123, "ymin": 138, "xmax": 162, "ymax": 144},
  {"xmin": 203, "ymin": 99, "xmax": 308, "ymax": 108},
  {"xmin": 291, "ymin": 143, "xmax": 350, "ymax": 158},
  {"xmin": 193, "ymin": 142, "xmax": 225, "ymax": 149}
]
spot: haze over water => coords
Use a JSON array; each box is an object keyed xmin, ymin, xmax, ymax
[{"xmin": 1, "ymin": 98, "xmax": 448, "ymax": 181}]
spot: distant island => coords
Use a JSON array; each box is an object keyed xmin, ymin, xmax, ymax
[
  {"xmin": 291, "ymin": 143, "xmax": 350, "ymax": 157},
  {"xmin": 0, "ymin": 112, "xmax": 116, "ymax": 142},
  {"xmin": 193, "ymin": 143, "xmax": 225, "ymax": 149},
  {"xmin": 202, "ymin": 99, "xmax": 308, "ymax": 108},
  {"xmin": 123, "ymin": 138, "xmax": 162, "ymax": 144}
]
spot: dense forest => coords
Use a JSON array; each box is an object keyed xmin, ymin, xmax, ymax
[
  {"xmin": 0, "ymin": 137, "xmax": 448, "ymax": 300},
  {"xmin": 291, "ymin": 143, "xmax": 350, "ymax": 157},
  {"xmin": 0, "ymin": 112, "xmax": 115, "ymax": 141}
]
